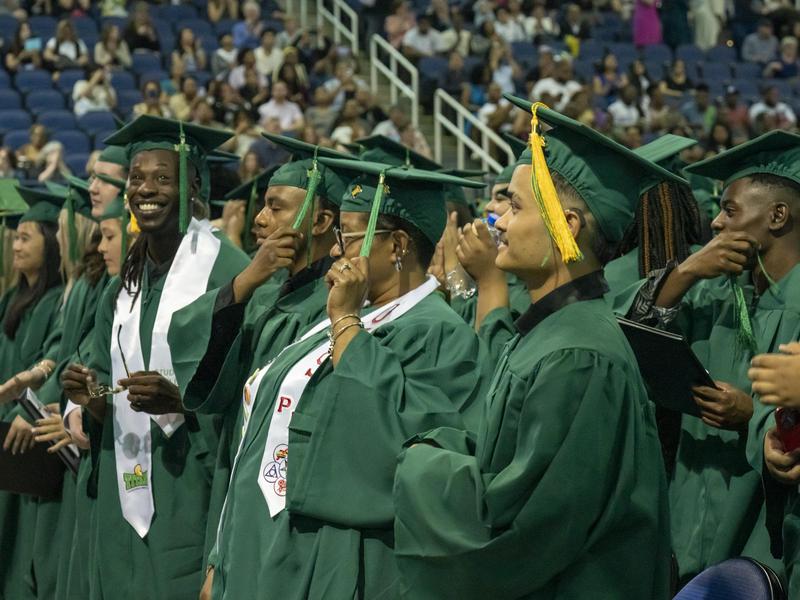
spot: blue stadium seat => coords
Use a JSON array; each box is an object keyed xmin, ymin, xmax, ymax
[
  {"xmin": 37, "ymin": 110, "xmax": 77, "ymax": 131},
  {"xmin": 93, "ymin": 129, "xmax": 116, "ymax": 150},
  {"xmin": 131, "ymin": 52, "xmax": 163, "ymax": 74},
  {"xmin": 0, "ymin": 14, "xmax": 18, "ymax": 40},
  {"xmin": 56, "ymin": 69, "xmax": 85, "ymax": 94},
  {"xmin": 139, "ymin": 70, "xmax": 168, "ymax": 86},
  {"xmin": 701, "ymin": 62, "xmax": 732, "ymax": 81},
  {"xmin": 214, "ymin": 19, "xmax": 237, "ymax": 36},
  {"xmin": 192, "ymin": 71, "xmax": 213, "ymax": 89},
  {"xmin": 733, "ymin": 79, "xmax": 760, "ymax": 99},
  {"xmin": 52, "ymin": 130, "xmax": 90, "ymax": 154},
  {"xmin": 676, "ymin": 43, "xmax": 705, "ymax": 63},
  {"xmin": 25, "ymin": 90, "xmax": 65, "ymax": 114},
  {"xmin": 732, "ymin": 62, "xmax": 762, "ymax": 79},
  {"xmin": 14, "ymin": 69, "xmax": 53, "ymax": 94},
  {"xmin": 77, "ymin": 111, "xmax": 117, "ymax": 135},
  {"xmin": 607, "ymin": 42, "xmax": 637, "ymax": 64},
  {"xmin": 65, "ymin": 152, "xmax": 90, "ymax": 177},
  {"xmin": 579, "ymin": 39, "xmax": 605, "ymax": 62},
  {"xmin": 176, "ymin": 18, "xmax": 214, "ymax": 38},
  {"xmin": 645, "ymin": 59, "xmax": 666, "ymax": 80},
  {"xmin": 0, "ymin": 90, "xmax": 22, "ymax": 110},
  {"xmin": 573, "ymin": 59, "xmax": 596, "ymax": 83},
  {"xmin": 673, "ymin": 558, "xmax": 784, "ymax": 600},
  {"xmin": 99, "ymin": 16, "xmax": 127, "ymax": 32},
  {"xmin": 511, "ymin": 41, "xmax": 537, "ymax": 63},
  {"xmin": 200, "ymin": 34, "xmax": 219, "ymax": 54},
  {"xmin": 28, "ymin": 15, "xmax": 56, "ymax": 41},
  {"xmin": 116, "ymin": 90, "xmax": 142, "ymax": 118},
  {"xmin": 0, "ymin": 70, "xmax": 9, "ymax": 88},
  {"xmin": 706, "ymin": 45, "xmax": 737, "ymax": 63},
  {"xmin": 2, "ymin": 129, "xmax": 30, "ymax": 150},
  {"xmin": 72, "ymin": 16, "xmax": 97, "ymax": 38},
  {"xmin": 156, "ymin": 3, "xmax": 198, "ymax": 21},
  {"xmin": 0, "ymin": 110, "xmax": 32, "ymax": 135},
  {"xmin": 642, "ymin": 43, "xmax": 672, "ymax": 64},
  {"xmin": 81, "ymin": 31, "xmax": 99, "ymax": 50},
  {"xmin": 593, "ymin": 25, "xmax": 620, "ymax": 42},
  {"xmin": 109, "ymin": 70, "xmax": 137, "ymax": 91}
]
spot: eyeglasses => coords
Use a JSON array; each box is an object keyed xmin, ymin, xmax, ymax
[
  {"xmin": 333, "ymin": 226, "xmax": 393, "ymax": 253},
  {"xmin": 77, "ymin": 325, "xmax": 130, "ymax": 399}
]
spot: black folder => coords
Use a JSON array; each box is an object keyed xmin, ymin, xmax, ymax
[
  {"xmin": 17, "ymin": 390, "xmax": 80, "ymax": 474},
  {"xmin": 0, "ymin": 421, "xmax": 64, "ymax": 499},
  {"xmin": 617, "ymin": 317, "xmax": 717, "ymax": 417}
]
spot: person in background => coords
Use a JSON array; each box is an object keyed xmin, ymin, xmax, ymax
[
  {"xmin": 524, "ymin": 0, "xmax": 559, "ymax": 42},
  {"xmin": 763, "ymin": 36, "xmax": 800, "ymax": 78},
  {"xmin": 212, "ymin": 33, "xmax": 238, "ymax": 80},
  {"xmin": 494, "ymin": 5, "xmax": 526, "ymax": 44},
  {"xmin": 208, "ymin": 0, "xmax": 239, "ymax": 23},
  {"xmin": 238, "ymin": 149, "xmax": 264, "ymax": 183},
  {"xmin": 0, "ymin": 148, "xmax": 22, "ymax": 179},
  {"xmin": 385, "ymin": 0, "xmax": 415, "ymax": 49},
  {"xmin": 720, "ymin": 86, "xmax": 751, "ymax": 136},
  {"xmin": 276, "ymin": 16, "xmax": 301, "ymax": 49},
  {"xmin": 123, "ymin": 1, "xmax": 160, "ymax": 52},
  {"xmin": 320, "ymin": 58, "xmax": 369, "ymax": 113},
  {"xmin": 16, "ymin": 124, "xmax": 69, "ymax": 183},
  {"xmin": 633, "ymin": 0, "xmax": 662, "ymax": 47},
  {"xmin": 257, "ymin": 81, "xmax": 304, "ymax": 133},
  {"xmin": 233, "ymin": 0, "xmax": 264, "ymax": 49},
  {"xmin": 680, "ymin": 83, "xmax": 717, "ymax": 136},
  {"xmin": 172, "ymin": 28, "xmax": 208, "ymax": 74},
  {"xmin": 559, "ymin": 3, "xmax": 591, "ymax": 41},
  {"xmin": 229, "ymin": 48, "xmax": 266, "ymax": 91},
  {"xmin": 132, "ymin": 80, "xmax": 173, "ymax": 118},
  {"xmin": 72, "ymin": 65, "xmax": 117, "ymax": 117},
  {"xmin": 608, "ymin": 83, "xmax": 643, "ymax": 129},
  {"xmin": 254, "ymin": 28, "xmax": 282, "ymax": 81},
  {"xmin": 330, "ymin": 98, "xmax": 370, "ymax": 148},
  {"xmin": 94, "ymin": 23, "xmax": 132, "ymax": 68},
  {"xmin": 5, "ymin": 20, "xmax": 42, "ymax": 73},
  {"xmin": 593, "ymin": 52, "xmax": 628, "ymax": 103},
  {"xmin": 749, "ymin": 84, "xmax": 797, "ymax": 130},
  {"xmin": 743, "ymin": 18, "xmax": 779, "ymax": 64},
  {"xmin": 402, "ymin": 14, "xmax": 443, "ymax": 62},
  {"xmin": 529, "ymin": 54, "xmax": 582, "ymax": 112},
  {"xmin": 43, "ymin": 18, "xmax": 88, "ymax": 71},
  {"xmin": 660, "ymin": 58, "xmax": 693, "ymax": 97},
  {"xmin": 306, "ymin": 87, "xmax": 338, "ymax": 137},
  {"xmin": 169, "ymin": 75, "xmax": 204, "ymax": 122},
  {"xmin": 275, "ymin": 49, "xmax": 309, "ymax": 105},
  {"xmin": 627, "ymin": 59, "xmax": 651, "ymax": 95},
  {"xmin": 440, "ymin": 7, "xmax": 472, "ymax": 57}
]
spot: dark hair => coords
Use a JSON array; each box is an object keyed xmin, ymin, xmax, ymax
[
  {"xmin": 10, "ymin": 21, "xmax": 32, "ymax": 55},
  {"xmin": 748, "ymin": 172, "xmax": 800, "ymax": 202},
  {"xmin": 78, "ymin": 229, "xmax": 106, "ymax": 287},
  {"xmin": 376, "ymin": 214, "xmax": 435, "ymax": 270},
  {"xmin": 4, "ymin": 222, "xmax": 62, "ymax": 339},
  {"xmin": 695, "ymin": 82, "xmax": 710, "ymax": 93},
  {"xmin": 618, "ymin": 181, "xmax": 705, "ymax": 277}
]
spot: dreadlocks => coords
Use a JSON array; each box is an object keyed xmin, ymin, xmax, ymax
[{"xmin": 619, "ymin": 181, "xmax": 707, "ymax": 278}]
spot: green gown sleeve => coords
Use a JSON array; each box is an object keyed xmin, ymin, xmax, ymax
[
  {"xmin": 287, "ymin": 313, "xmax": 487, "ymax": 528},
  {"xmin": 476, "ymin": 306, "xmax": 518, "ymax": 363},
  {"xmin": 393, "ymin": 348, "xmax": 667, "ymax": 599}
]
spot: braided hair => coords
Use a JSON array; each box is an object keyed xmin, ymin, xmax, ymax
[{"xmin": 619, "ymin": 181, "xmax": 707, "ymax": 278}]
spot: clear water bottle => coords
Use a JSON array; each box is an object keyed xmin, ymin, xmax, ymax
[
  {"xmin": 485, "ymin": 213, "xmax": 502, "ymax": 246},
  {"xmin": 447, "ymin": 265, "xmax": 476, "ymax": 299}
]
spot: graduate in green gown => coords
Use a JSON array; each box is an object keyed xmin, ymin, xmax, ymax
[
  {"xmin": 60, "ymin": 115, "xmax": 251, "ymax": 600},
  {"xmin": 203, "ymin": 161, "xmax": 487, "ymax": 600},
  {"xmin": 172, "ymin": 133, "xmax": 353, "ymax": 568},
  {"xmin": 0, "ymin": 186, "xmax": 64, "ymax": 600},
  {"xmin": 624, "ymin": 130, "xmax": 800, "ymax": 583},
  {"xmin": 392, "ymin": 98, "xmax": 675, "ymax": 600},
  {"xmin": 604, "ymin": 133, "xmax": 707, "ymax": 295}
]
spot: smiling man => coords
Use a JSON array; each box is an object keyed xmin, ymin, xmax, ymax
[
  {"xmin": 623, "ymin": 130, "xmax": 800, "ymax": 584},
  {"xmin": 60, "ymin": 115, "xmax": 250, "ymax": 600},
  {"xmin": 391, "ymin": 98, "xmax": 675, "ymax": 599}
]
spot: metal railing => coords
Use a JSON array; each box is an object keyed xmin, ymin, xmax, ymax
[
  {"xmin": 433, "ymin": 89, "xmax": 514, "ymax": 173},
  {"xmin": 316, "ymin": 0, "xmax": 359, "ymax": 54},
  {"xmin": 369, "ymin": 34, "xmax": 419, "ymax": 128},
  {"xmin": 285, "ymin": 0, "xmax": 309, "ymax": 29}
]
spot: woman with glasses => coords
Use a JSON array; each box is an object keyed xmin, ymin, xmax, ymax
[
  {"xmin": 0, "ymin": 186, "xmax": 64, "ymax": 600},
  {"xmin": 202, "ymin": 161, "xmax": 487, "ymax": 599}
]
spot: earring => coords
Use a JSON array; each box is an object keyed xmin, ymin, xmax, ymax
[{"xmin": 394, "ymin": 255, "xmax": 403, "ymax": 272}]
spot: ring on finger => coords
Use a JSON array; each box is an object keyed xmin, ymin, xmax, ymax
[{"xmin": 339, "ymin": 263, "xmax": 352, "ymax": 273}]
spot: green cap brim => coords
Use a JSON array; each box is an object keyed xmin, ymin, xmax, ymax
[
  {"xmin": 355, "ymin": 135, "xmax": 443, "ymax": 171},
  {"xmin": 633, "ymin": 134, "xmax": 697, "ymax": 167},
  {"xmin": 262, "ymin": 133, "xmax": 355, "ymax": 161},
  {"xmin": 0, "ymin": 179, "xmax": 29, "ymax": 216},
  {"xmin": 502, "ymin": 132, "xmax": 529, "ymax": 158},
  {"xmin": 17, "ymin": 185, "xmax": 65, "ymax": 224}
]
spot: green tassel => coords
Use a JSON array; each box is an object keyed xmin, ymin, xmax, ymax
[
  {"xmin": 730, "ymin": 277, "xmax": 757, "ymax": 354},
  {"xmin": 66, "ymin": 189, "xmax": 79, "ymax": 263},
  {"xmin": 360, "ymin": 170, "xmax": 385, "ymax": 258},
  {"xmin": 121, "ymin": 194, "xmax": 129, "ymax": 263},
  {"xmin": 0, "ymin": 217, "xmax": 5, "ymax": 283},
  {"xmin": 292, "ymin": 159, "xmax": 322, "ymax": 267},
  {"xmin": 243, "ymin": 182, "xmax": 258, "ymax": 254},
  {"xmin": 176, "ymin": 121, "xmax": 189, "ymax": 235}
]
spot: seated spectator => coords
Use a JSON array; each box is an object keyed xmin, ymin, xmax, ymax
[
  {"xmin": 477, "ymin": 81, "xmax": 513, "ymax": 133},
  {"xmin": 320, "ymin": 58, "xmax": 368, "ymax": 113},
  {"xmin": 469, "ymin": 20, "xmax": 499, "ymax": 58},
  {"xmin": 608, "ymin": 84, "xmax": 642, "ymax": 129},
  {"xmin": 0, "ymin": 147, "xmax": 22, "ymax": 179},
  {"xmin": 239, "ymin": 67, "xmax": 269, "ymax": 109},
  {"xmin": 627, "ymin": 59, "xmax": 651, "ymax": 96},
  {"xmin": 442, "ymin": 51, "xmax": 467, "ymax": 98},
  {"xmin": 439, "ymin": 7, "xmax": 472, "ymax": 57},
  {"xmin": 16, "ymin": 124, "xmax": 68, "ymax": 182},
  {"xmin": 229, "ymin": 48, "xmax": 266, "ymax": 90},
  {"xmin": 169, "ymin": 75, "xmax": 203, "ymax": 121},
  {"xmin": 427, "ymin": 0, "xmax": 451, "ymax": 31},
  {"xmin": 494, "ymin": 6, "xmax": 526, "ymax": 44},
  {"xmin": 275, "ymin": 60, "xmax": 308, "ymax": 106},
  {"xmin": 706, "ymin": 121, "xmax": 733, "ymax": 154},
  {"xmin": 211, "ymin": 82, "xmax": 249, "ymax": 127},
  {"xmin": 277, "ymin": 47, "xmax": 308, "ymax": 95},
  {"xmin": 5, "ymin": 20, "xmax": 42, "ymax": 73},
  {"xmin": 100, "ymin": 0, "xmax": 128, "ymax": 18},
  {"xmin": 559, "ymin": 3, "xmax": 590, "ymax": 41},
  {"xmin": 228, "ymin": 109, "xmax": 261, "ymax": 156},
  {"xmin": 212, "ymin": 33, "xmax": 238, "ymax": 79},
  {"xmin": 593, "ymin": 53, "xmax": 628, "ymax": 103},
  {"xmin": 402, "ymin": 14, "xmax": 443, "ymax": 62},
  {"xmin": 528, "ymin": 44, "xmax": 555, "ymax": 80},
  {"xmin": 254, "ymin": 28, "xmax": 282, "ymax": 80},
  {"xmin": 371, "ymin": 102, "xmax": 411, "ymax": 140},
  {"xmin": 277, "ymin": 16, "xmax": 301, "ymax": 49},
  {"xmin": 763, "ymin": 36, "xmax": 800, "ymax": 78},
  {"xmin": 642, "ymin": 83, "xmax": 670, "ymax": 133},
  {"xmin": 258, "ymin": 80, "xmax": 304, "ymax": 133},
  {"xmin": 489, "ymin": 41, "xmax": 522, "ymax": 96},
  {"xmin": 249, "ymin": 117, "xmax": 290, "ymax": 167},
  {"xmin": 124, "ymin": 1, "xmax": 160, "ymax": 52},
  {"xmin": 238, "ymin": 149, "xmax": 264, "ymax": 182},
  {"xmin": 43, "ymin": 18, "xmax": 89, "ymax": 71},
  {"xmin": 132, "ymin": 80, "xmax": 173, "ymax": 118},
  {"xmin": 718, "ymin": 85, "xmax": 750, "ymax": 136},
  {"xmin": 529, "ymin": 54, "xmax": 582, "ymax": 111},
  {"xmin": 73, "ymin": 65, "xmax": 117, "ymax": 117},
  {"xmin": 680, "ymin": 83, "xmax": 717, "ymax": 135},
  {"xmin": 192, "ymin": 101, "xmax": 222, "ymax": 129},
  {"xmin": 306, "ymin": 87, "xmax": 337, "ymax": 137},
  {"xmin": 208, "ymin": 0, "xmax": 239, "ymax": 23},
  {"xmin": 743, "ymin": 18, "xmax": 779, "ymax": 64},
  {"xmin": 399, "ymin": 121, "xmax": 433, "ymax": 158},
  {"xmin": 330, "ymin": 98, "xmax": 370, "ymax": 147},
  {"xmin": 749, "ymin": 84, "xmax": 797, "ymax": 129},
  {"xmin": 385, "ymin": 0, "xmax": 415, "ymax": 49},
  {"xmin": 619, "ymin": 123, "xmax": 643, "ymax": 148},
  {"xmin": 473, "ymin": 0, "xmax": 495, "ymax": 28},
  {"xmin": 94, "ymin": 23, "xmax": 132, "ymax": 68},
  {"xmin": 660, "ymin": 58, "xmax": 693, "ymax": 97},
  {"xmin": 172, "ymin": 28, "xmax": 207, "ymax": 74},
  {"xmin": 50, "ymin": 0, "xmax": 90, "ymax": 17},
  {"xmin": 524, "ymin": 0, "xmax": 559, "ymax": 42},
  {"xmin": 355, "ymin": 88, "xmax": 389, "ymax": 130},
  {"xmin": 233, "ymin": 1, "xmax": 264, "ymax": 49}
]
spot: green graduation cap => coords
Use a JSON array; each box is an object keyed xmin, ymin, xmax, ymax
[
  {"xmin": 496, "ymin": 133, "xmax": 530, "ymax": 186},
  {"xmin": 317, "ymin": 157, "xmax": 485, "ymax": 256},
  {"xmin": 684, "ymin": 130, "xmax": 800, "ymax": 188},
  {"xmin": 98, "ymin": 194, "xmax": 133, "ymax": 263},
  {"xmin": 355, "ymin": 135, "xmax": 443, "ymax": 171},
  {"xmin": 97, "ymin": 143, "xmax": 129, "ymax": 169},
  {"xmin": 504, "ymin": 94, "xmax": 686, "ymax": 262},
  {"xmin": 634, "ymin": 134, "xmax": 697, "ymax": 168},
  {"xmin": 17, "ymin": 185, "xmax": 65, "ymax": 225},
  {"xmin": 103, "ymin": 115, "xmax": 233, "ymax": 234},
  {"xmin": 216, "ymin": 164, "xmax": 280, "ymax": 253},
  {"xmin": 0, "ymin": 179, "xmax": 29, "ymax": 216}
]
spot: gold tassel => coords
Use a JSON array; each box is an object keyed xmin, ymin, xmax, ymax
[
  {"xmin": 126, "ymin": 192, "xmax": 141, "ymax": 234},
  {"xmin": 528, "ymin": 102, "xmax": 583, "ymax": 263}
]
